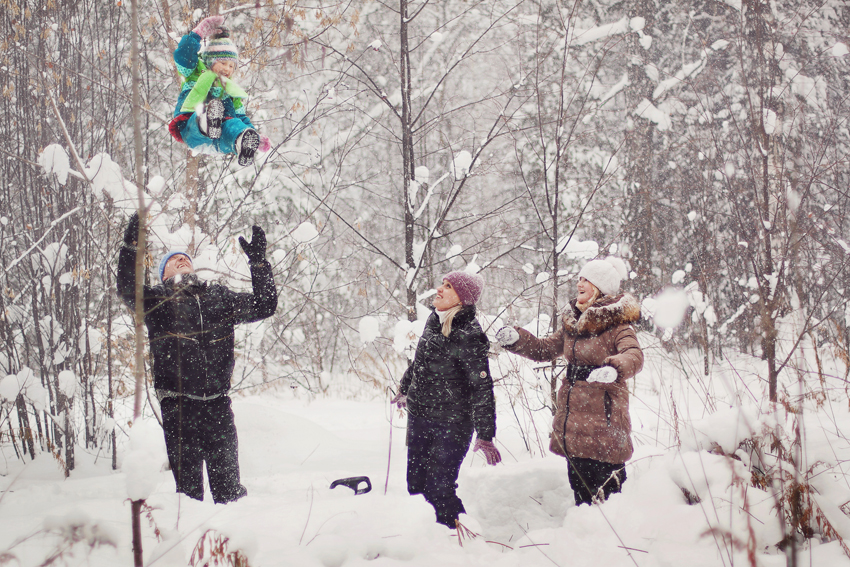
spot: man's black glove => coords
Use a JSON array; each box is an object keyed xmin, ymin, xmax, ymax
[
  {"xmin": 123, "ymin": 212, "xmax": 140, "ymax": 249},
  {"xmin": 239, "ymin": 225, "xmax": 267, "ymax": 263}
]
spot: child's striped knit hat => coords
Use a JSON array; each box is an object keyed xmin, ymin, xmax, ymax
[{"xmin": 202, "ymin": 28, "xmax": 238, "ymax": 68}]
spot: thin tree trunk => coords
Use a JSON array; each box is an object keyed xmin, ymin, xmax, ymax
[
  {"xmin": 184, "ymin": 0, "xmax": 217, "ymax": 256},
  {"xmin": 131, "ymin": 499, "xmax": 144, "ymax": 566},
  {"xmin": 34, "ymin": 406, "xmax": 45, "ymax": 451},
  {"xmin": 6, "ymin": 420, "xmax": 21, "ymax": 460},
  {"xmin": 624, "ymin": 0, "xmax": 657, "ymax": 297},
  {"xmin": 106, "ymin": 215, "xmax": 117, "ymax": 470},
  {"xmin": 64, "ymin": 399, "xmax": 74, "ymax": 476},
  {"xmin": 760, "ymin": 152, "xmax": 780, "ymax": 403},
  {"xmin": 15, "ymin": 395, "xmax": 35, "ymax": 459},
  {"xmin": 186, "ymin": 152, "xmax": 200, "ymax": 255},
  {"xmin": 400, "ymin": 0, "xmax": 416, "ymax": 321},
  {"xmin": 129, "ymin": 0, "xmax": 148, "ymax": 563}
]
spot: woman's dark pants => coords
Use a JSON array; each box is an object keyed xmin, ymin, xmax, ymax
[
  {"xmin": 567, "ymin": 456, "xmax": 627, "ymax": 505},
  {"xmin": 160, "ymin": 395, "xmax": 247, "ymax": 504},
  {"xmin": 406, "ymin": 414, "xmax": 474, "ymax": 527}
]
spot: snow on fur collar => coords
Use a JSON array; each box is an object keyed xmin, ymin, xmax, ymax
[{"xmin": 562, "ymin": 293, "xmax": 641, "ymax": 336}]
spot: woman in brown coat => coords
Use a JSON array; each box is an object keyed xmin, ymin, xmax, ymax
[{"xmin": 496, "ymin": 257, "xmax": 643, "ymax": 505}]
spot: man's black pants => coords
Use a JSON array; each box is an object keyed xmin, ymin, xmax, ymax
[
  {"xmin": 160, "ymin": 395, "xmax": 247, "ymax": 503},
  {"xmin": 406, "ymin": 414, "xmax": 474, "ymax": 527}
]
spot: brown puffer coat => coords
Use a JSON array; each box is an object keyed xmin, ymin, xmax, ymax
[{"xmin": 506, "ymin": 293, "xmax": 643, "ymax": 464}]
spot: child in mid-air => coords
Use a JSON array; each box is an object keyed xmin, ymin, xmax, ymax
[{"xmin": 168, "ymin": 15, "xmax": 270, "ymax": 166}]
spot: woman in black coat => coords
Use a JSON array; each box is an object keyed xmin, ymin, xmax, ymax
[{"xmin": 392, "ymin": 271, "xmax": 501, "ymax": 528}]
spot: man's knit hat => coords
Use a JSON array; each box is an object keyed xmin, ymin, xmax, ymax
[
  {"xmin": 202, "ymin": 28, "xmax": 238, "ymax": 68},
  {"xmin": 159, "ymin": 251, "xmax": 193, "ymax": 282},
  {"xmin": 577, "ymin": 257, "xmax": 628, "ymax": 296},
  {"xmin": 443, "ymin": 271, "xmax": 485, "ymax": 306}
]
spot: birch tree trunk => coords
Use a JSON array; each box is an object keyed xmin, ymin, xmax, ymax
[{"xmin": 129, "ymin": 0, "xmax": 148, "ymax": 564}]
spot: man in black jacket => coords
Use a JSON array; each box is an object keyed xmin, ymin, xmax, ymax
[{"xmin": 117, "ymin": 213, "xmax": 277, "ymax": 503}]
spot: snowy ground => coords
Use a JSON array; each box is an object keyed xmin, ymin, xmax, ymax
[{"xmin": 2, "ymin": 341, "xmax": 850, "ymax": 567}]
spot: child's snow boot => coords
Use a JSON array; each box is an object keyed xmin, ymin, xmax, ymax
[
  {"xmin": 206, "ymin": 99, "xmax": 225, "ymax": 140},
  {"xmin": 236, "ymin": 128, "xmax": 260, "ymax": 166}
]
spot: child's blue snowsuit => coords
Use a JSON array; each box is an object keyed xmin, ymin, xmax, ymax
[{"xmin": 169, "ymin": 31, "xmax": 254, "ymax": 155}]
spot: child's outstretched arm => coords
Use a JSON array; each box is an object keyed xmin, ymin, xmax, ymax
[
  {"xmin": 173, "ymin": 15, "xmax": 224, "ymax": 78},
  {"xmin": 174, "ymin": 31, "xmax": 202, "ymax": 78}
]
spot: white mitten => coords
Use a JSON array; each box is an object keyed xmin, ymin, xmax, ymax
[
  {"xmin": 495, "ymin": 327, "xmax": 520, "ymax": 346},
  {"xmin": 587, "ymin": 366, "xmax": 618, "ymax": 383}
]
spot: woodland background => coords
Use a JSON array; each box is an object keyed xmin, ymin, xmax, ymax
[{"xmin": 1, "ymin": 0, "xmax": 849, "ymax": 562}]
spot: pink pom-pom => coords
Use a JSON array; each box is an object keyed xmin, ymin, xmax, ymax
[{"xmin": 258, "ymin": 135, "xmax": 271, "ymax": 153}]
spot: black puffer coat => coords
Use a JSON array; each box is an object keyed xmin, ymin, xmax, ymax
[
  {"xmin": 399, "ymin": 306, "xmax": 496, "ymax": 441},
  {"xmin": 117, "ymin": 246, "xmax": 277, "ymax": 398}
]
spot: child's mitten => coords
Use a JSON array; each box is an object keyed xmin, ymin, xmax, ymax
[{"xmin": 193, "ymin": 15, "xmax": 225, "ymax": 39}]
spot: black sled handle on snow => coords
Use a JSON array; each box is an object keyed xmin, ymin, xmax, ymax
[{"xmin": 330, "ymin": 476, "xmax": 372, "ymax": 495}]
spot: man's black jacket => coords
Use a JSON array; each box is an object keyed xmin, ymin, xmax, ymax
[
  {"xmin": 400, "ymin": 306, "xmax": 496, "ymax": 441},
  {"xmin": 117, "ymin": 246, "xmax": 277, "ymax": 397}
]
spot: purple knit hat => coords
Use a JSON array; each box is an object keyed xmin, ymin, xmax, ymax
[{"xmin": 443, "ymin": 271, "xmax": 484, "ymax": 306}]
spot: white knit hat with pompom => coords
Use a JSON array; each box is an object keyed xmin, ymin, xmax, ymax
[{"xmin": 578, "ymin": 257, "xmax": 628, "ymax": 296}]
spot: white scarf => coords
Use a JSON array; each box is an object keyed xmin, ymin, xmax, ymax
[{"xmin": 436, "ymin": 304, "xmax": 463, "ymax": 337}]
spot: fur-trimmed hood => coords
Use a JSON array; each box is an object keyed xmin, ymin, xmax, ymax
[{"xmin": 562, "ymin": 293, "xmax": 641, "ymax": 336}]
